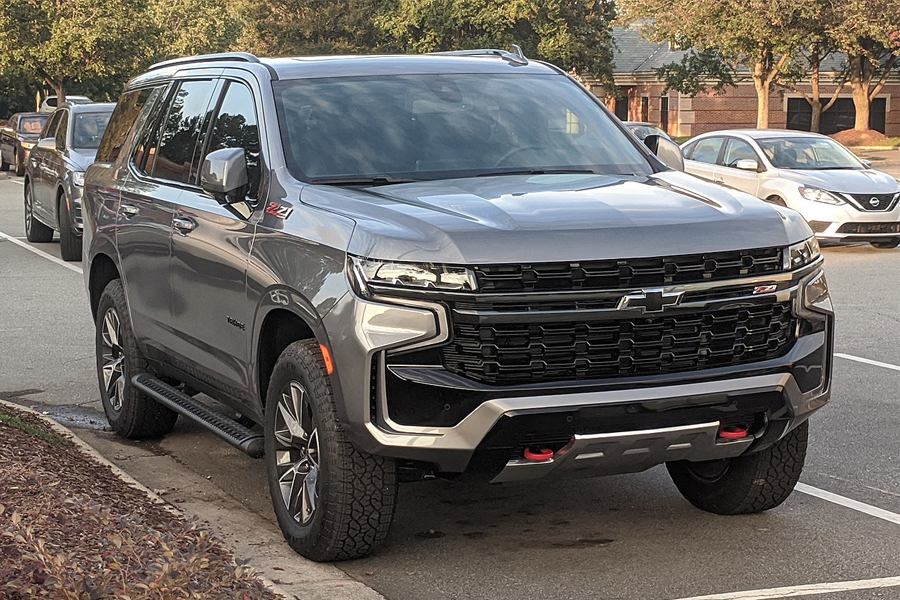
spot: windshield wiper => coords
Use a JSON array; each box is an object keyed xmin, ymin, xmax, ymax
[
  {"xmin": 475, "ymin": 168, "xmax": 598, "ymax": 177},
  {"xmin": 308, "ymin": 175, "xmax": 420, "ymax": 186}
]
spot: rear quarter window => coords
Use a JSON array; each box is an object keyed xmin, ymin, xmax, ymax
[{"xmin": 96, "ymin": 87, "xmax": 161, "ymax": 164}]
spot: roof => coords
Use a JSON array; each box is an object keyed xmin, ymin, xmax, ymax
[
  {"xmin": 693, "ymin": 129, "xmax": 830, "ymax": 140},
  {"xmin": 67, "ymin": 102, "xmax": 116, "ymax": 113},
  {"xmin": 265, "ymin": 54, "xmax": 559, "ymax": 79}
]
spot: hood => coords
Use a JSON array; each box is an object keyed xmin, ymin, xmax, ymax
[
  {"xmin": 19, "ymin": 133, "xmax": 40, "ymax": 141},
  {"xmin": 68, "ymin": 148, "xmax": 97, "ymax": 172},
  {"xmin": 300, "ymin": 171, "xmax": 812, "ymax": 264},
  {"xmin": 775, "ymin": 167, "xmax": 899, "ymax": 194}
]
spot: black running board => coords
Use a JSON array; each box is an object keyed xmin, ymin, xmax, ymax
[{"xmin": 132, "ymin": 373, "xmax": 264, "ymax": 458}]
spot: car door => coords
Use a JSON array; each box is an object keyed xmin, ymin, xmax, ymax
[
  {"xmin": 717, "ymin": 136, "xmax": 763, "ymax": 197},
  {"xmin": 31, "ymin": 111, "xmax": 63, "ymax": 220},
  {"xmin": 1, "ymin": 116, "xmax": 16, "ymax": 164},
  {"xmin": 168, "ymin": 78, "xmax": 260, "ymax": 396},
  {"xmin": 116, "ymin": 80, "xmax": 217, "ymax": 362},
  {"xmin": 44, "ymin": 109, "xmax": 70, "ymax": 225},
  {"xmin": 683, "ymin": 136, "xmax": 725, "ymax": 183}
]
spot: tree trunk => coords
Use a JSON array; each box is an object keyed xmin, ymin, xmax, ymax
[
  {"xmin": 811, "ymin": 104, "xmax": 822, "ymax": 133},
  {"xmin": 809, "ymin": 60, "xmax": 821, "ymax": 133},
  {"xmin": 752, "ymin": 73, "xmax": 769, "ymax": 129},
  {"xmin": 848, "ymin": 53, "xmax": 871, "ymax": 132},
  {"xmin": 48, "ymin": 80, "xmax": 66, "ymax": 105}
]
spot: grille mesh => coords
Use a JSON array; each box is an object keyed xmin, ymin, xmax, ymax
[
  {"xmin": 472, "ymin": 248, "xmax": 783, "ymax": 293},
  {"xmin": 837, "ymin": 222, "xmax": 900, "ymax": 234},
  {"xmin": 442, "ymin": 302, "xmax": 795, "ymax": 385}
]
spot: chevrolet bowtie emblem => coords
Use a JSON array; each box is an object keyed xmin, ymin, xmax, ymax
[{"xmin": 617, "ymin": 289, "xmax": 684, "ymax": 313}]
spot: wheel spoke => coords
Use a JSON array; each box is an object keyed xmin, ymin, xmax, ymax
[
  {"xmin": 289, "ymin": 383, "xmax": 309, "ymax": 442},
  {"xmin": 272, "ymin": 380, "xmax": 319, "ymax": 525},
  {"xmin": 277, "ymin": 398, "xmax": 305, "ymax": 443},
  {"xmin": 104, "ymin": 310, "xmax": 120, "ymax": 350}
]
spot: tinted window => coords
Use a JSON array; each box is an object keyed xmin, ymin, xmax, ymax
[
  {"xmin": 19, "ymin": 115, "xmax": 49, "ymax": 135},
  {"xmin": 96, "ymin": 87, "xmax": 159, "ymax": 163},
  {"xmin": 721, "ymin": 138, "xmax": 758, "ymax": 168},
  {"xmin": 56, "ymin": 111, "xmax": 69, "ymax": 149},
  {"xmin": 41, "ymin": 111, "xmax": 62, "ymax": 140},
  {"xmin": 73, "ymin": 112, "xmax": 113, "ymax": 149},
  {"xmin": 689, "ymin": 137, "xmax": 724, "ymax": 164},
  {"xmin": 274, "ymin": 74, "xmax": 653, "ymax": 181},
  {"xmin": 46, "ymin": 98, "xmax": 58, "ymax": 108},
  {"xmin": 204, "ymin": 81, "xmax": 261, "ymax": 198},
  {"xmin": 132, "ymin": 85, "xmax": 175, "ymax": 175},
  {"xmin": 152, "ymin": 80, "xmax": 217, "ymax": 184}
]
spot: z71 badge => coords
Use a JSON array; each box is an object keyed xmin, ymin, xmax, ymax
[{"xmin": 265, "ymin": 202, "xmax": 293, "ymax": 220}]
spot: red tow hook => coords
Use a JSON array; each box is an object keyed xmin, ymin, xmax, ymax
[
  {"xmin": 523, "ymin": 447, "xmax": 555, "ymax": 462},
  {"xmin": 718, "ymin": 425, "xmax": 749, "ymax": 440}
]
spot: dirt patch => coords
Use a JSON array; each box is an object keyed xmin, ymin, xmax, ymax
[
  {"xmin": 831, "ymin": 129, "xmax": 898, "ymax": 147},
  {"xmin": 0, "ymin": 404, "xmax": 281, "ymax": 600}
]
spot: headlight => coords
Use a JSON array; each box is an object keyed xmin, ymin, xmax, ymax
[
  {"xmin": 350, "ymin": 256, "xmax": 478, "ymax": 294},
  {"xmin": 784, "ymin": 237, "xmax": 820, "ymax": 271},
  {"xmin": 72, "ymin": 171, "xmax": 85, "ymax": 187},
  {"xmin": 799, "ymin": 186, "xmax": 844, "ymax": 205},
  {"xmin": 21, "ymin": 141, "xmax": 35, "ymax": 149},
  {"xmin": 804, "ymin": 270, "xmax": 832, "ymax": 313}
]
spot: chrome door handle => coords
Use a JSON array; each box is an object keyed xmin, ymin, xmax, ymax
[
  {"xmin": 173, "ymin": 216, "xmax": 197, "ymax": 234},
  {"xmin": 120, "ymin": 204, "xmax": 139, "ymax": 218}
]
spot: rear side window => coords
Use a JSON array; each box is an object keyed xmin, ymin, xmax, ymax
[
  {"xmin": 152, "ymin": 80, "xmax": 217, "ymax": 184},
  {"xmin": 689, "ymin": 137, "xmax": 724, "ymax": 164},
  {"xmin": 96, "ymin": 88, "xmax": 159, "ymax": 164},
  {"xmin": 203, "ymin": 81, "xmax": 261, "ymax": 199}
]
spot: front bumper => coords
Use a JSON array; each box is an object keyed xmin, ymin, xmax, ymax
[
  {"xmin": 322, "ymin": 263, "xmax": 833, "ymax": 480},
  {"xmin": 788, "ymin": 193, "xmax": 900, "ymax": 241}
]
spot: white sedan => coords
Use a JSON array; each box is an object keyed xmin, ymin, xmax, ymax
[{"xmin": 682, "ymin": 130, "xmax": 900, "ymax": 248}]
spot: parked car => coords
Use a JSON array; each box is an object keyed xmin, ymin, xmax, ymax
[
  {"xmin": 624, "ymin": 121, "xmax": 675, "ymax": 143},
  {"xmin": 24, "ymin": 102, "xmax": 114, "ymax": 260},
  {"xmin": 39, "ymin": 95, "xmax": 93, "ymax": 113},
  {"xmin": 83, "ymin": 51, "xmax": 832, "ymax": 561},
  {"xmin": 1, "ymin": 112, "xmax": 51, "ymax": 175},
  {"xmin": 683, "ymin": 130, "xmax": 900, "ymax": 248}
]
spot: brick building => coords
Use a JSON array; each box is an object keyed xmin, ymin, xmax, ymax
[{"xmin": 588, "ymin": 25, "xmax": 900, "ymax": 138}]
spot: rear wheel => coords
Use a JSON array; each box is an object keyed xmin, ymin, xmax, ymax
[
  {"xmin": 667, "ymin": 421, "xmax": 808, "ymax": 515},
  {"xmin": 0, "ymin": 153, "xmax": 9, "ymax": 171},
  {"xmin": 870, "ymin": 239, "xmax": 900, "ymax": 249},
  {"xmin": 24, "ymin": 182, "xmax": 53, "ymax": 242},
  {"xmin": 95, "ymin": 279, "xmax": 178, "ymax": 438},
  {"xmin": 58, "ymin": 194, "xmax": 82, "ymax": 261},
  {"xmin": 265, "ymin": 339, "xmax": 397, "ymax": 561}
]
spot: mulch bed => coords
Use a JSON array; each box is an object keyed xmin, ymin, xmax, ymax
[
  {"xmin": 831, "ymin": 128, "xmax": 894, "ymax": 146},
  {"xmin": 0, "ymin": 404, "xmax": 281, "ymax": 600}
]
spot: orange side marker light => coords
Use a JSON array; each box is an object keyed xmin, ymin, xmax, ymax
[{"xmin": 320, "ymin": 344, "xmax": 335, "ymax": 375}]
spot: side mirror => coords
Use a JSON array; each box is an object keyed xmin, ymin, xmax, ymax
[
  {"xmin": 200, "ymin": 147, "xmax": 248, "ymax": 198},
  {"xmin": 734, "ymin": 159, "xmax": 759, "ymax": 171},
  {"xmin": 644, "ymin": 134, "xmax": 685, "ymax": 172},
  {"xmin": 861, "ymin": 159, "xmax": 873, "ymax": 168},
  {"xmin": 36, "ymin": 138, "xmax": 55, "ymax": 150}
]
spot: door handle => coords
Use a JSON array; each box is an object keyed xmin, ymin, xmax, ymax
[
  {"xmin": 120, "ymin": 204, "xmax": 139, "ymax": 218},
  {"xmin": 173, "ymin": 216, "xmax": 197, "ymax": 234}
]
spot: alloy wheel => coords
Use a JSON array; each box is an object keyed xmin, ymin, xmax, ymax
[
  {"xmin": 24, "ymin": 185, "xmax": 32, "ymax": 237},
  {"xmin": 273, "ymin": 380, "xmax": 320, "ymax": 525},
  {"xmin": 100, "ymin": 307, "xmax": 126, "ymax": 411}
]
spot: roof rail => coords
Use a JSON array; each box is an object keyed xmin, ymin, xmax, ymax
[
  {"xmin": 431, "ymin": 46, "xmax": 528, "ymax": 65},
  {"xmin": 148, "ymin": 52, "xmax": 261, "ymax": 72}
]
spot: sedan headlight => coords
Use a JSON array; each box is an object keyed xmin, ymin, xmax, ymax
[
  {"xmin": 350, "ymin": 256, "xmax": 477, "ymax": 294},
  {"xmin": 799, "ymin": 186, "xmax": 845, "ymax": 205},
  {"xmin": 784, "ymin": 236, "xmax": 820, "ymax": 271},
  {"xmin": 72, "ymin": 171, "xmax": 85, "ymax": 187},
  {"xmin": 21, "ymin": 141, "xmax": 36, "ymax": 149}
]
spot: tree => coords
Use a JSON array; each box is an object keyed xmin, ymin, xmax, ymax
[
  {"xmin": 234, "ymin": 0, "xmax": 388, "ymax": 56},
  {"xmin": 149, "ymin": 0, "xmax": 242, "ymax": 60},
  {"xmin": 0, "ymin": 0, "xmax": 158, "ymax": 104},
  {"xmin": 376, "ymin": 0, "xmax": 618, "ymax": 87},
  {"xmin": 828, "ymin": 0, "xmax": 900, "ymax": 131},
  {"xmin": 655, "ymin": 47, "xmax": 737, "ymax": 98},
  {"xmin": 619, "ymin": 0, "xmax": 805, "ymax": 128}
]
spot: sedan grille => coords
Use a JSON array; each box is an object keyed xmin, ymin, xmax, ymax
[
  {"xmin": 843, "ymin": 193, "xmax": 899, "ymax": 212},
  {"xmin": 837, "ymin": 222, "xmax": 900, "ymax": 234},
  {"xmin": 472, "ymin": 248, "xmax": 782, "ymax": 293},
  {"xmin": 442, "ymin": 302, "xmax": 795, "ymax": 385}
]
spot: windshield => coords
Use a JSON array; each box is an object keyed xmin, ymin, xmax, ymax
[
  {"xmin": 274, "ymin": 74, "xmax": 653, "ymax": 182},
  {"xmin": 757, "ymin": 137, "xmax": 863, "ymax": 170},
  {"xmin": 19, "ymin": 116, "xmax": 49, "ymax": 135},
  {"xmin": 73, "ymin": 112, "xmax": 112, "ymax": 149}
]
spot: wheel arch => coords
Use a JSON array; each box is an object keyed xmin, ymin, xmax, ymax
[{"xmin": 89, "ymin": 252, "xmax": 120, "ymax": 320}]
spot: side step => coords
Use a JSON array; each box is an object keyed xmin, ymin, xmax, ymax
[{"xmin": 132, "ymin": 374, "xmax": 264, "ymax": 458}]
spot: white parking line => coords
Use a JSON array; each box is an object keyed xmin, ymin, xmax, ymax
[
  {"xmin": 796, "ymin": 483, "xmax": 900, "ymax": 526},
  {"xmin": 5, "ymin": 179, "xmax": 24, "ymax": 185},
  {"xmin": 0, "ymin": 231, "xmax": 82, "ymax": 274},
  {"xmin": 835, "ymin": 352, "xmax": 900, "ymax": 373},
  {"xmin": 667, "ymin": 576, "xmax": 900, "ymax": 600}
]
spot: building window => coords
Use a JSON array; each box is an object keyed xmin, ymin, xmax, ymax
[
  {"xmin": 640, "ymin": 96, "xmax": 649, "ymax": 122},
  {"xmin": 786, "ymin": 97, "xmax": 886, "ymax": 134},
  {"xmin": 660, "ymin": 96, "xmax": 669, "ymax": 132}
]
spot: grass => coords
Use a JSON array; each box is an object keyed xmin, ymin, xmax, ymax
[{"xmin": 0, "ymin": 408, "xmax": 72, "ymax": 447}]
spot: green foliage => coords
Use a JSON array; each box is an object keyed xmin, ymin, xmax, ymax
[
  {"xmin": 656, "ymin": 48, "xmax": 736, "ymax": 97},
  {"xmin": 150, "ymin": 0, "xmax": 242, "ymax": 60},
  {"xmin": 376, "ymin": 0, "xmax": 618, "ymax": 85}
]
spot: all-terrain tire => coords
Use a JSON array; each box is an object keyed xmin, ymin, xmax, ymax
[
  {"xmin": 95, "ymin": 279, "xmax": 178, "ymax": 438},
  {"xmin": 58, "ymin": 194, "xmax": 82, "ymax": 261},
  {"xmin": 25, "ymin": 182, "xmax": 53, "ymax": 242},
  {"xmin": 265, "ymin": 339, "xmax": 397, "ymax": 561},
  {"xmin": 667, "ymin": 421, "xmax": 808, "ymax": 515},
  {"xmin": 870, "ymin": 239, "xmax": 900, "ymax": 249}
]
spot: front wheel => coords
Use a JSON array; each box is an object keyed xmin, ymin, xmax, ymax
[
  {"xmin": 265, "ymin": 339, "xmax": 397, "ymax": 561},
  {"xmin": 25, "ymin": 183, "xmax": 53, "ymax": 243},
  {"xmin": 14, "ymin": 149, "xmax": 25, "ymax": 176},
  {"xmin": 667, "ymin": 421, "xmax": 808, "ymax": 515},
  {"xmin": 870, "ymin": 239, "xmax": 900, "ymax": 249}
]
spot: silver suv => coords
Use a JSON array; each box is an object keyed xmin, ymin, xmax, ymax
[{"xmin": 83, "ymin": 51, "xmax": 833, "ymax": 561}]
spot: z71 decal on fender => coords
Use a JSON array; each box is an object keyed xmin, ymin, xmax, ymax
[{"xmin": 265, "ymin": 202, "xmax": 293, "ymax": 220}]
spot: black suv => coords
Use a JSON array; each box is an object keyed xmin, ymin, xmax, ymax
[{"xmin": 84, "ymin": 51, "xmax": 833, "ymax": 561}]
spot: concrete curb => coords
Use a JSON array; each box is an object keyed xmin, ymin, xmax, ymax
[
  {"xmin": 848, "ymin": 146, "xmax": 900, "ymax": 151},
  {"xmin": 0, "ymin": 399, "xmax": 385, "ymax": 600}
]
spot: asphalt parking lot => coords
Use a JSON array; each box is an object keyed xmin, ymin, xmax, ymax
[{"xmin": 1, "ymin": 154, "xmax": 900, "ymax": 600}]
